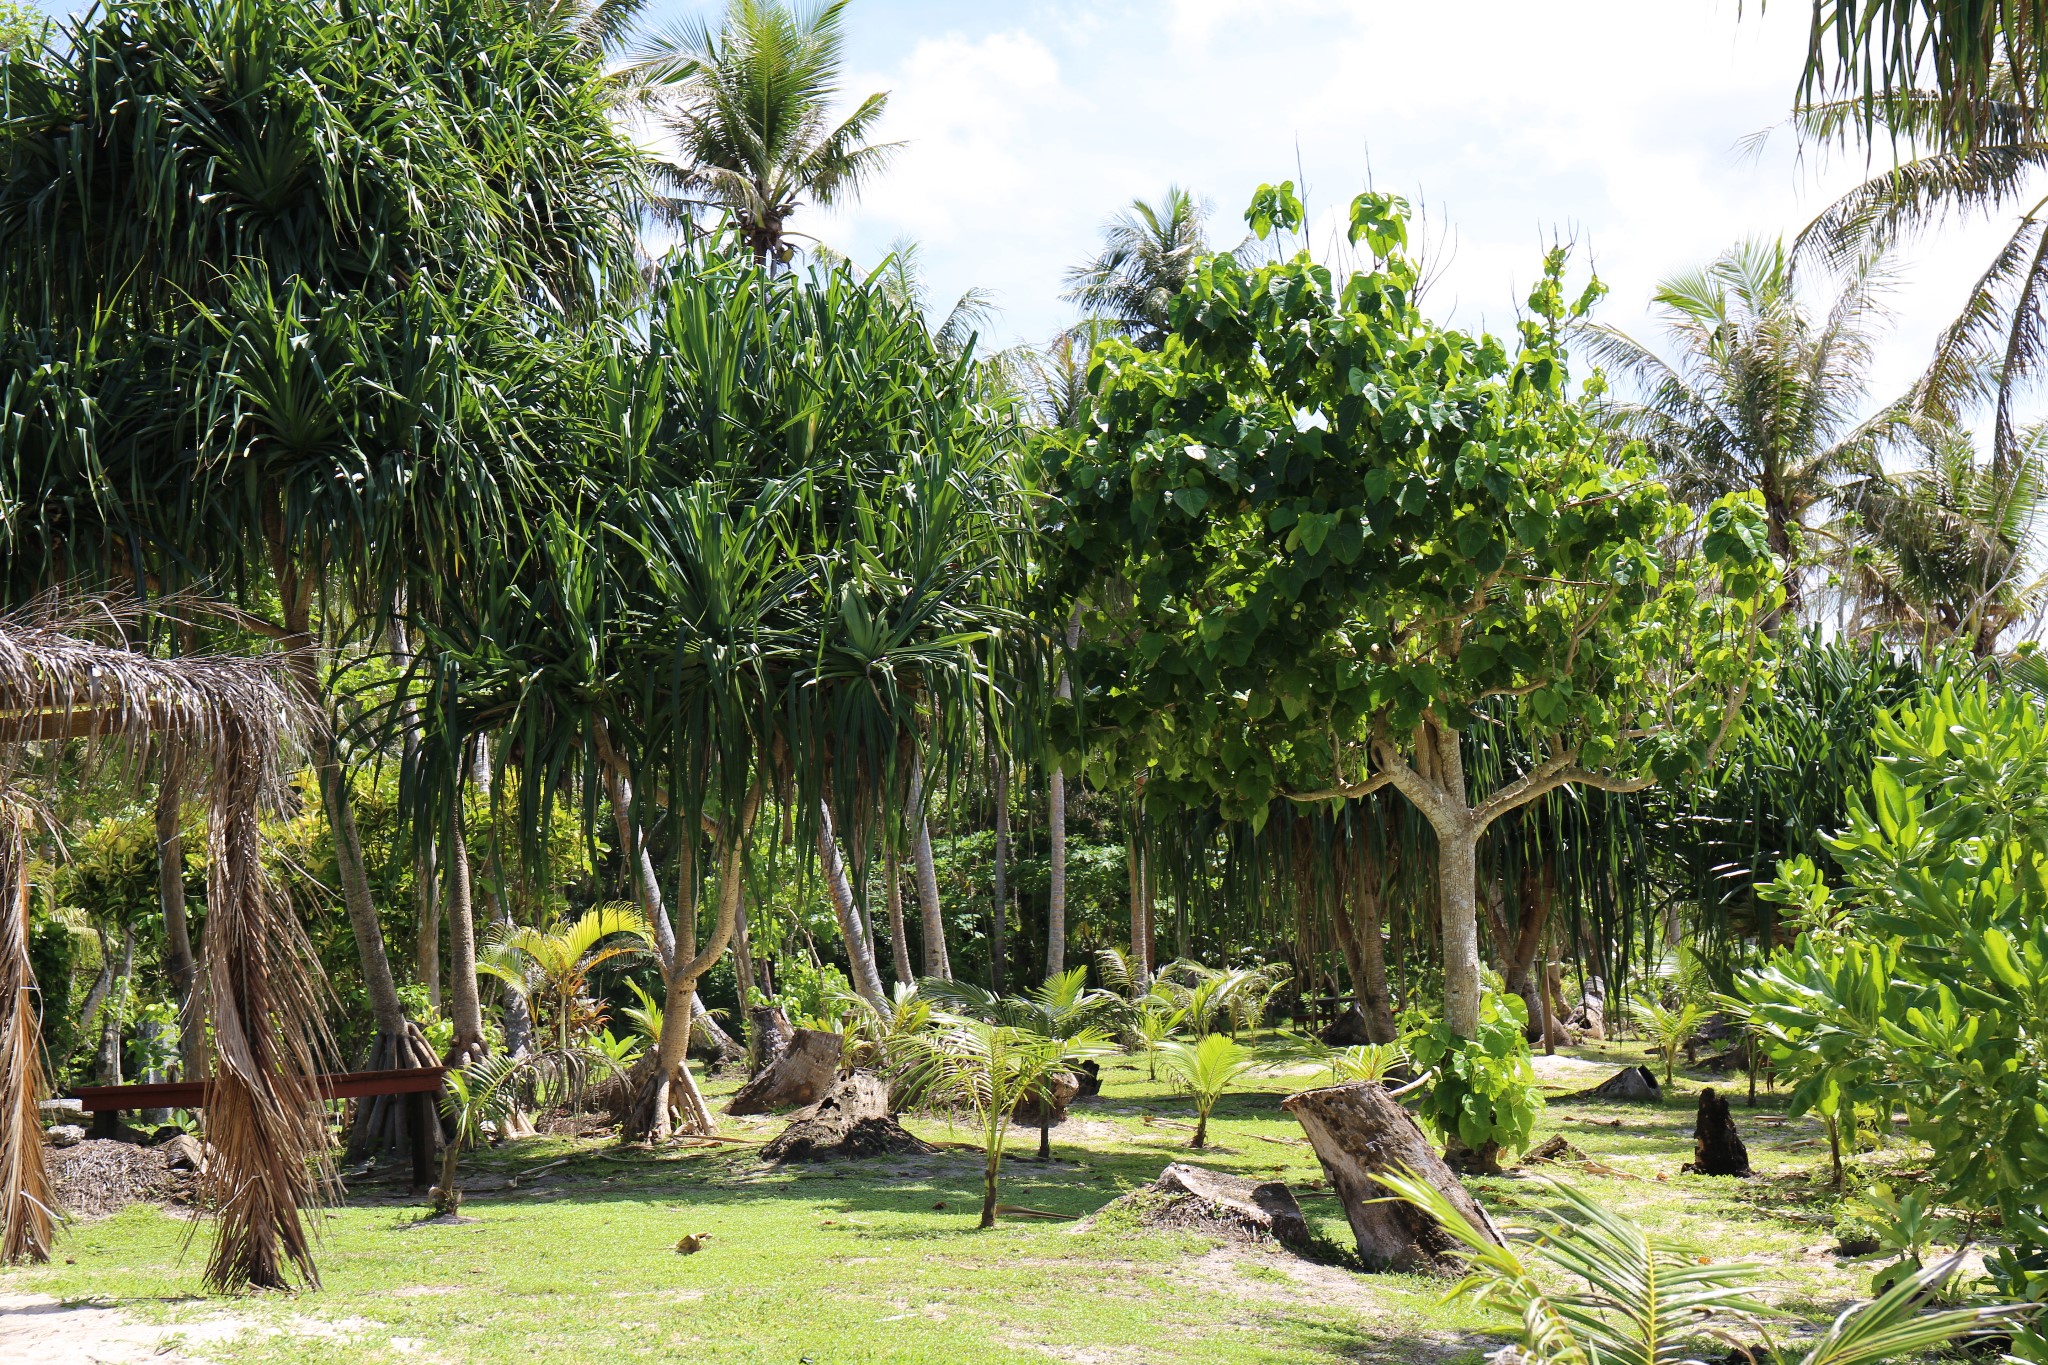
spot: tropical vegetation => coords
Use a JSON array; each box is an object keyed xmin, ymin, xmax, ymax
[{"xmin": 1, "ymin": 0, "xmax": 2047, "ymax": 1360}]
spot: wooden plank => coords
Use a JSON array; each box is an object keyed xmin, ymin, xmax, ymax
[{"xmin": 72, "ymin": 1066, "xmax": 445, "ymax": 1112}]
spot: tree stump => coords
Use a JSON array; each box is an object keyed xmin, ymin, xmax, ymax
[
  {"xmin": 1087, "ymin": 1163, "xmax": 1313, "ymax": 1252},
  {"xmin": 1282, "ymin": 1081, "xmax": 1502, "ymax": 1274},
  {"xmin": 761, "ymin": 1071, "xmax": 935, "ymax": 1161},
  {"xmin": 1683, "ymin": 1087, "xmax": 1751, "ymax": 1177},
  {"xmin": 1520, "ymin": 1134, "xmax": 1586, "ymax": 1165},
  {"xmin": 1074, "ymin": 1059, "xmax": 1102, "ymax": 1098},
  {"xmin": 1569, "ymin": 1065, "xmax": 1661, "ymax": 1102},
  {"xmin": 1012, "ymin": 1069, "xmax": 1082, "ymax": 1128},
  {"xmin": 1569, "ymin": 974, "xmax": 1607, "ymax": 1042},
  {"xmin": 746, "ymin": 1004, "xmax": 795, "ymax": 1078},
  {"xmin": 724, "ymin": 1028, "xmax": 841, "ymax": 1116},
  {"xmin": 1319, "ymin": 1006, "xmax": 1374, "ymax": 1047}
]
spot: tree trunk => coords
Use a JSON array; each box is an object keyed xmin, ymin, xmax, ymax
[
  {"xmin": 913, "ymin": 820, "xmax": 950, "ymax": 982},
  {"xmin": 1502, "ymin": 858, "xmax": 1554, "ymax": 1043},
  {"xmin": 470, "ymin": 747, "xmax": 536, "ymax": 1061},
  {"xmin": 623, "ymin": 792, "xmax": 760, "ymax": 1142},
  {"xmin": 1283, "ymin": 1081, "xmax": 1503, "ymax": 1274},
  {"xmin": 907, "ymin": 756, "xmax": 952, "ymax": 981},
  {"xmin": 601, "ymin": 752, "xmax": 676, "ymax": 968},
  {"xmin": 442, "ymin": 801, "xmax": 484, "ymax": 1066},
  {"xmin": 816, "ymin": 798, "xmax": 888, "ymax": 1006},
  {"xmin": 1334, "ymin": 829, "xmax": 1397, "ymax": 1044},
  {"xmin": 155, "ymin": 752, "xmax": 201, "ymax": 1079},
  {"xmin": 1437, "ymin": 827, "xmax": 1484, "ymax": 1040},
  {"xmin": 883, "ymin": 845, "xmax": 913, "ymax": 986},
  {"xmin": 725, "ymin": 1028, "xmax": 840, "ymax": 1115},
  {"xmin": 979, "ymin": 1155, "xmax": 1000, "ymax": 1229},
  {"xmin": 1047, "ymin": 615, "xmax": 1079, "ymax": 981},
  {"xmin": 732, "ymin": 879, "xmax": 759, "ymax": 1006},
  {"xmin": 1128, "ymin": 832, "xmax": 1146, "ymax": 985},
  {"xmin": 1046, "ymin": 765, "xmax": 1068, "ymax": 979},
  {"xmin": 416, "ymin": 832, "xmax": 440, "ymax": 1012},
  {"xmin": 76, "ymin": 946, "xmax": 111, "ymax": 1053},
  {"xmin": 95, "ymin": 926, "xmax": 133, "ymax": 1087},
  {"xmin": 1687, "ymin": 1087, "xmax": 1752, "ymax": 1177},
  {"xmin": 991, "ymin": 758, "xmax": 1010, "ymax": 995}
]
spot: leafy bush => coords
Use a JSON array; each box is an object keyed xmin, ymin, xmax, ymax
[
  {"xmin": 1406, "ymin": 989, "xmax": 1541, "ymax": 1163},
  {"xmin": 1737, "ymin": 683, "xmax": 2048, "ymax": 1330}
]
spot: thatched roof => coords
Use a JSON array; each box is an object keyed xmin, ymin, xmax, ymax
[
  {"xmin": 0, "ymin": 596, "xmax": 324, "ymax": 1289},
  {"xmin": 0, "ymin": 598, "xmax": 308, "ymax": 760}
]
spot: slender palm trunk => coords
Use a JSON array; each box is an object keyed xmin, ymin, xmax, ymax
[
  {"xmin": 1046, "ymin": 765, "xmax": 1068, "ymax": 978},
  {"xmin": 416, "ymin": 834, "xmax": 440, "ymax": 1012},
  {"xmin": 442, "ymin": 801, "xmax": 484, "ymax": 1066},
  {"xmin": 906, "ymin": 757, "xmax": 952, "ymax": 980},
  {"xmin": 96, "ymin": 927, "xmax": 134, "ymax": 1087},
  {"xmin": 991, "ymin": 758, "xmax": 1010, "ymax": 995},
  {"xmin": 1192, "ymin": 1111, "xmax": 1208, "ymax": 1149},
  {"xmin": 1046, "ymin": 618, "xmax": 1079, "ymax": 980},
  {"xmin": 979, "ymin": 1155, "xmax": 1000, "ymax": 1229},
  {"xmin": 884, "ymin": 846, "xmax": 913, "ymax": 986},
  {"xmin": 155, "ymin": 754, "xmax": 201, "ymax": 1078},
  {"xmin": 817, "ymin": 798, "xmax": 888, "ymax": 1006}
]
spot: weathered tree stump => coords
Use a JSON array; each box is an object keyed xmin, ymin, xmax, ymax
[
  {"xmin": 724, "ymin": 1028, "xmax": 841, "ymax": 1116},
  {"xmin": 1012, "ymin": 1069, "xmax": 1082, "ymax": 1129},
  {"xmin": 1319, "ymin": 1006, "xmax": 1375, "ymax": 1047},
  {"xmin": 1282, "ymin": 1081, "xmax": 1502, "ymax": 1274},
  {"xmin": 1683, "ymin": 1087, "xmax": 1751, "ymax": 1177},
  {"xmin": 761, "ymin": 1071, "xmax": 935, "ymax": 1162},
  {"xmin": 1569, "ymin": 1065, "xmax": 1661, "ymax": 1102},
  {"xmin": 1521, "ymin": 1134, "xmax": 1586, "ymax": 1165},
  {"xmin": 1088, "ymin": 1163, "xmax": 1313, "ymax": 1251},
  {"xmin": 1568, "ymin": 975, "xmax": 1607, "ymax": 1042},
  {"xmin": 746, "ymin": 1004, "xmax": 795, "ymax": 1078}
]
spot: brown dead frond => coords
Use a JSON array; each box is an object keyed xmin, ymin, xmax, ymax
[
  {"xmin": 0, "ymin": 811, "xmax": 53, "ymax": 1265},
  {"xmin": 0, "ymin": 594, "xmax": 329, "ymax": 1289}
]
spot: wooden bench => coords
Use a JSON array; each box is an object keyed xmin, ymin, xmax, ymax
[{"xmin": 72, "ymin": 1066, "xmax": 447, "ymax": 1186}]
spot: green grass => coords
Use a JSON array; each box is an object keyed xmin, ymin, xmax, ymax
[{"xmin": 1, "ymin": 1039, "xmax": 1901, "ymax": 1364}]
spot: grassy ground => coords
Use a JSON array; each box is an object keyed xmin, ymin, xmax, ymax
[{"xmin": 3, "ymin": 1039, "xmax": 1899, "ymax": 1364}]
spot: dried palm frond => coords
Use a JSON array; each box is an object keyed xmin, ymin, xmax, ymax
[
  {"xmin": 0, "ymin": 594, "xmax": 324, "ymax": 1288},
  {"xmin": 0, "ymin": 812, "xmax": 52, "ymax": 1265},
  {"xmin": 198, "ymin": 711, "xmax": 331, "ymax": 1292}
]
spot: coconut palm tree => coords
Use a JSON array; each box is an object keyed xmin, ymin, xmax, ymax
[
  {"xmin": 1578, "ymin": 239, "xmax": 1904, "ymax": 620},
  {"xmin": 1062, "ymin": 188, "xmax": 1218, "ymax": 348},
  {"xmin": 1786, "ymin": 82, "xmax": 2048, "ymax": 472},
  {"xmin": 1788, "ymin": 0, "xmax": 2045, "ymax": 149},
  {"xmin": 1156, "ymin": 1033, "xmax": 1260, "ymax": 1148},
  {"xmin": 633, "ymin": 0, "xmax": 898, "ymax": 263},
  {"xmin": 1837, "ymin": 422, "xmax": 2048, "ymax": 654},
  {"xmin": 1383, "ymin": 1170, "xmax": 2017, "ymax": 1365},
  {"xmin": 897, "ymin": 1018, "xmax": 1112, "ymax": 1227}
]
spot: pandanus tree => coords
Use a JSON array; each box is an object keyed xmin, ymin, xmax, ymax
[
  {"xmin": 1040, "ymin": 183, "xmax": 1779, "ymax": 1041},
  {"xmin": 415, "ymin": 237, "xmax": 1036, "ymax": 1138},
  {"xmin": 0, "ymin": 0, "xmax": 642, "ymax": 1154}
]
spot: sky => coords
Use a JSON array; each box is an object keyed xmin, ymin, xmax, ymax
[
  {"xmin": 30, "ymin": 0, "xmax": 2023, "ymax": 410},
  {"xmin": 632, "ymin": 0, "xmax": 2015, "ymax": 408}
]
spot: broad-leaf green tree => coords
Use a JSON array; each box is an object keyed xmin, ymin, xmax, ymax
[{"xmin": 1040, "ymin": 183, "xmax": 1780, "ymax": 1040}]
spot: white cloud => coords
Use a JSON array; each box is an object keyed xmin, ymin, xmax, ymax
[{"xmin": 799, "ymin": 1, "xmax": 2023, "ymax": 416}]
